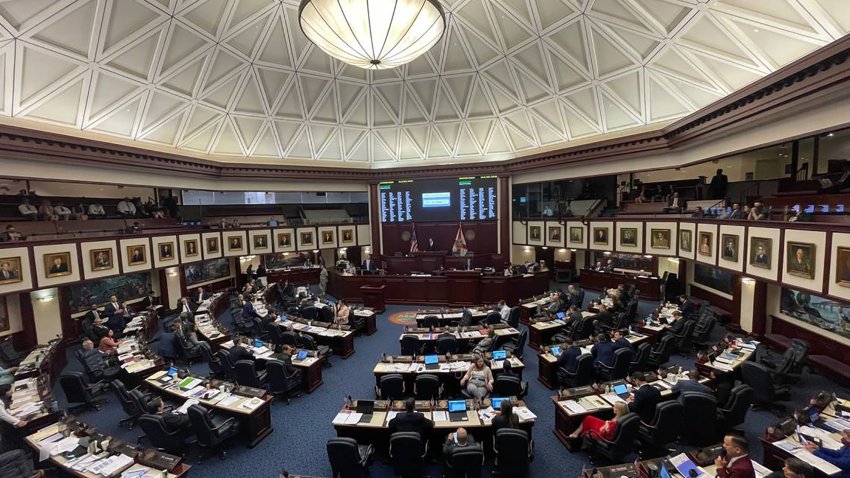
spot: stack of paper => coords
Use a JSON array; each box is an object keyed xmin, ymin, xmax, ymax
[
  {"xmin": 241, "ymin": 397, "xmax": 264, "ymax": 411},
  {"xmin": 561, "ymin": 400, "xmax": 587, "ymax": 414},
  {"xmin": 332, "ymin": 411, "xmax": 363, "ymax": 425},
  {"xmin": 515, "ymin": 407, "xmax": 537, "ymax": 422},
  {"xmin": 432, "ymin": 410, "xmax": 448, "ymax": 422},
  {"xmin": 176, "ymin": 398, "xmax": 200, "ymax": 414}
]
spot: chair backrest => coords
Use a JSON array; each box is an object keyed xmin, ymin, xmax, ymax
[
  {"xmin": 234, "ymin": 359, "xmax": 262, "ymax": 388},
  {"xmin": 414, "ymin": 374, "xmax": 440, "ymax": 400},
  {"xmin": 611, "ymin": 347, "xmax": 634, "ymax": 379},
  {"xmin": 201, "ymin": 346, "xmax": 222, "ymax": 376},
  {"xmin": 379, "ymin": 374, "xmax": 405, "ymax": 400},
  {"xmin": 508, "ymin": 307, "xmax": 521, "ymax": 328},
  {"xmin": 720, "ymin": 384, "xmax": 753, "ymax": 428},
  {"xmin": 485, "ymin": 312, "xmax": 501, "ymax": 325},
  {"xmin": 215, "ymin": 349, "xmax": 236, "ymax": 380},
  {"xmin": 400, "ymin": 335, "xmax": 420, "ymax": 355},
  {"xmin": 560, "ymin": 353, "xmax": 594, "ymax": 387},
  {"xmin": 571, "ymin": 316, "xmax": 593, "ymax": 340},
  {"xmin": 110, "ymin": 380, "xmax": 137, "ymax": 416},
  {"xmin": 389, "ymin": 432, "xmax": 425, "ymax": 476},
  {"xmin": 299, "ymin": 333, "xmax": 318, "ymax": 350},
  {"xmin": 319, "ymin": 307, "xmax": 334, "ymax": 323},
  {"xmin": 741, "ymin": 361, "xmax": 774, "ymax": 402},
  {"xmin": 651, "ymin": 334, "xmax": 676, "ymax": 365},
  {"xmin": 630, "ymin": 342, "xmax": 650, "ymax": 371},
  {"xmin": 646, "ymin": 401, "xmax": 683, "ymax": 445},
  {"xmin": 679, "ymin": 392, "xmax": 718, "ymax": 444},
  {"xmin": 0, "ymin": 340, "xmax": 20, "ymax": 362},
  {"xmin": 494, "ymin": 428, "xmax": 531, "ymax": 477},
  {"xmin": 157, "ymin": 332, "xmax": 180, "ymax": 361},
  {"xmin": 512, "ymin": 329, "xmax": 528, "ymax": 358},
  {"xmin": 281, "ymin": 331, "xmax": 298, "ymax": 346},
  {"xmin": 186, "ymin": 404, "xmax": 220, "ymax": 447},
  {"xmin": 266, "ymin": 323, "xmax": 284, "ymax": 344},
  {"xmin": 266, "ymin": 359, "xmax": 299, "ymax": 394},
  {"xmin": 59, "ymin": 372, "xmax": 91, "ymax": 404},
  {"xmin": 437, "ymin": 335, "xmax": 460, "ymax": 354},
  {"xmin": 605, "ymin": 412, "xmax": 641, "ymax": 459},
  {"xmin": 493, "ymin": 375, "xmax": 523, "ymax": 397},
  {"xmin": 448, "ymin": 443, "xmax": 484, "ymax": 478},
  {"xmin": 421, "ymin": 315, "xmax": 439, "ymax": 329},
  {"xmin": 327, "ymin": 437, "xmax": 368, "ymax": 478},
  {"xmin": 138, "ymin": 414, "xmax": 184, "ymax": 453},
  {"xmin": 302, "ymin": 306, "xmax": 318, "ymax": 321}
]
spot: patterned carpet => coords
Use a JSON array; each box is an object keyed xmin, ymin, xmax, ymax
[{"xmin": 387, "ymin": 310, "xmax": 419, "ymax": 326}]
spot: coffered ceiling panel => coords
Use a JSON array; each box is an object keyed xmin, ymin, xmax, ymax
[{"xmin": 0, "ymin": 0, "xmax": 846, "ymax": 166}]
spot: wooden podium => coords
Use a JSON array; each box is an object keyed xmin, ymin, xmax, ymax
[
  {"xmin": 359, "ymin": 285, "xmax": 386, "ymax": 313},
  {"xmin": 446, "ymin": 270, "xmax": 481, "ymax": 305}
]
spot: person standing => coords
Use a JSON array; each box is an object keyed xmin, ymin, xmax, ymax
[
  {"xmin": 319, "ymin": 265, "xmax": 328, "ymax": 297},
  {"xmin": 709, "ymin": 169, "xmax": 729, "ymax": 200}
]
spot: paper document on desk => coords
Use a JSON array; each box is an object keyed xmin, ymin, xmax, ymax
[
  {"xmin": 669, "ymin": 453, "xmax": 708, "ymax": 478},
  {"xmin": 753, "ymin": 460, "xmax": 772, "ymax": 478},
  {"xmin": 561, "ymin": 400, "xmax": 587, "ymax": 414},
  {"xmin": 332, "ymin": 411, "xmax": 362, "ymax": 425},
  {"xmin": 515, "ymin": 407, "xmax": 536, "ymax": 422},
  {"xmin": 48, "ymin": 436, "xmax": 80, "ymax": 456},
  {"xmin": 601, "ymin": 393, "xmax": 627, "ymax": 406},
  {"xmin": 432, "ymin": 410, "xmax": 448, "ymax": 422},
  {"xmin": 176, "ymin": 398, "xmax": 200, "ymax": 414},
  {"xmin": 711, "ymin": 361, "xmax": 733, "ymax": 371},
  {"xmin": 478, "ymin": 407, "xmax": 496, "ymax": 422},
  {"xmin": 579, "ymin": 395, "xmax": 608, "ymax": 410},
  {"xmin": 241, "ymin": 397, "xmax": 264, "ymax": 411},
  {"xmin": 799, "ymin": 425, "xmax": 844, "ymax": 450},
  {"xmin": 218, "ymin": 394, "xmax": 240, "ymax": 407},
  {"xmin": 387, "ymin": 411, "xmax": 401, "ymax": 422}
]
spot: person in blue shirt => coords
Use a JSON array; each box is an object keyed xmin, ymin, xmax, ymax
[
  {"xmin": 591, "ymin": 333, "xmax": 615, "ymax": 368},
  {"xmin": 612, "ymin": 329, "xmax": 633, "ymax": 352},
  {"xmin": 805, "ymin": 429, "xmax": 850, "ymax": 478},
  {"xmin": 555, "ymin": 338, "xmax": 581, "ymax": 373},
  {"xmin": 0, "ymin": 364, "xmax": 17, "ymax": 385}
]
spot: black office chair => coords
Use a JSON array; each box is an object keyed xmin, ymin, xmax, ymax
[
  {"xmin": 111, "ymin": 380, "xmax": 152, "ymax": 429},
  {"xmin": 717, "ymin": 384, "xmax": 753, "ymax": 430},
  {"xmin": 75, "ymin": 348, "xmax": 121, "ymax": 382},
  {"xmin": 0, "ymin": 449, "xmax": 37, "ymax": 478},
  {"xmin": 557, "ymin": 353, "xmax": 594, "ymax": 388},
  {"xmin": 414, "ymin": 374, "xmax": 442, "ymax": 400},
  {"xmin": 671, "ymin": 319, "xmax": 697, "ymax": 356},
  {"xmin": 741, "ymin": 361, "xmax": 790, "ymax": 412},
  {"xmin": 302, "ymin": 306, "xmax": 319, "ymax": 321},
  {"xmin": 493, "ymin": 428, "xmax": 533, "ymax": 477},
  {"xmin": 327, "ymin": 437, "xmax": 373, "ymax": 478},
  {"xmin": 266, "ymin": 359, "xmax": 301, "ymax": 404},
  {"xmin": 485, "ymin": 312, "xmax": 502, "ymax": 325},
  {"xmin": 507, "ymin": 307, "xmax": 521, "ymax": 329},
  {"xmin": 298, "ymin": 333, "xmax": 332, "ymax": 364},
  {"xmin": 400, "ymin": 335, "xmax": 422, "ymax": 356},
  {"xmin": 503, "ymin": 329, "xmax": 528, "ymax": 359},
  {"xmin": 596, "ymin": 348, "xmax": 633, "ymax": 381},
  {"xmin": 59, "ymin": 372, "xmax": 106, "ymax": 413},
  {"xmin": 421, "ymin": 315, "xmax": 439, "ymax": 329},
  {"xmin": 319, "ymin": 307, "xmax": 334, "ymax": 323},
  {"xmin": 389, "ymin": 432, "xmax": 427, "ymax": 478},
  {"xmin": 646, "ymin": 334, "xmax": 675, "ymax": 368},
  {"xmin": 629, "ymin": 343, "xmax": 651, "ymax": 372},
  {"xmin": 437, "ymin": 335, "xmax": 460, "ymax": 354},
  {"xmin": 376, "ymin": 374, "xmax": 405, "ymax": 400},
  {"xmin": 138, "ymin": 414, "xmax": 187, "ymax": 454},
  {"xmin": 570, "ymin": 316, "xmax": 594, "ymax": 340},
  {"xmin": 0, "ymin": 339, "xmax": 24, "ymax": 365},
  {"xmin": 493, "ymin": 375, "xmax": 528, "ymax": 399},
  {"xmin": 201, "ymin": 345, "xmax": 224, "ymax": 379},
  {"xmin": 279, "ymin": 331, "xmax": 298, "ymax": 347},
  {"xmin": 234, "ymin": 359, "xmax": 267, "ymax": 388},
  {"xmin": 446, "ymin": 442, "xmax": 484, "ymax": 478},
  {"xmin": 176, "ymin": 333, "xmax": 203, "ymax": 363},
  {"xmin": 187, "ymin": 404, "xmax": 241, "ymax": 459},
  {"xmin": 266, "ymin": 323, "xmax": 285, "ymax": 345},
  {"xmin": 637, "ymin": 401, "xmax": 683, "ymax": 456},
  {"xmin": 584, "ymin": 412, "xmax": 640, "ymax": 464},
  {"xmin": 678, "ymin": 392, "xmax": 718, "ymax": 446},
  {"xmin": 215, "ymin": 349, "xmax": 237, "ymax": 381}
]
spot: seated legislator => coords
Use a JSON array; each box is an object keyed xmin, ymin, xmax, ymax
[
  {"xmin": 388, "ymin": 397, "xmax": 434, "ymax": 437},
  {"xmin": 442, "ymin": 427, "xmax": 477, "ymax": 462},
  {"xmin": 592, "ymin": 304, "xmax": 614, "ymax": 330},
  {"xmin": 492, "ymin": 400, "xmax": 520, "ymax": 435},
  {"xmin": 98, "ymin": 329, "xmax": 120, "ymax": 354},
  {"xmin": 499, "ymin": 300, "xmax": 511, "ymax": 322},
  {"xmin": 0, "ymin": 363, "xmax": 18, "ymax": 386},
  {"xmin": 229, "ymin": 336, "xmax": 255, "ymax": 364},
  {"xmin": 763, "ymin": 458, "xmax": 814, "ymax": 478},
  {"xmin": 80, "ymin": 339, "xmax": 120, "ymax": 380},
  {"xmin": 146, "ymin": 397, "xmax": 191, "ymax": 439},
  {"xmin": 191, "ymin": 287, "xmax": 209, "ymax": 307},
  {"xmin": 175, "ymin": 297, "xmax": 196, "ymax": 316},
  {"xmin": 472, "ymin": 329, "xmax": 496, "ymax": 354},
  {"xmin": 629, "ymin": 372, "xmax": 661, "ymax": 423},
  {"xmin": 556, "ymin": 338, "xmax": 581, "ymax": 373},
  {"xmin": 671, "ymin": 369, "xmax": 713, "ymax": 397},
  {"xmin": 103, "ymin": 295, "xmax": 128, "ymax": 331},
  {"xmin": 593, "ymin": 261, "xmax": 605, "ymax": 272},
  {"xmin": 566, "ymin": 401, "xmax": 629, "ymax": 448},
  {"xmin": 333, "ymin": 299, "xmax": 350, "ymax": 325},
  {"xmin": 84, "ymin": 304, "xmax": 110, "ymax": 339},
  {"xmin": 361, "ymin": 254, "xmax": 378, "ymax": 273},
  {"xmin": 715, "ymin": 435, "xmax": 755, "ymax": 478},
  {"xmin": 566, "ymin": 284, "xmax": 581, "ymax": 308},
  {"xmin": 804, "ymin": 429, "xmax": 850, "ymax": 477},
  {"xmin": 17, "ymin": 198, "xmax": 38, "ymax": 220},
  {"xmin": 0, "ymin": 383, "xmax": 28, "ymax": 429},
  {"xmin": 591, "ymin": 333, "xmax": 615, "ymax": 368},
  {"xmin": 460, "ymin": 356, "xmax": 494, "ymax": 400},
  {"xmin": 1, "ymin": 225, "xmax": 24, "ymax": 242},
  {"xmin": 139, "ymin": 291, "xmax": 158, "ymax": 311},
  {"xmin": 612, "ymin": 329, "xmax": 633, "ymax": 352}
]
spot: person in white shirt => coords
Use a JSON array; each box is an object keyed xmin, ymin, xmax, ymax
[
  {"xmin": 87, "ymin": 203, "xmax": 106, "ymax": 217},
  {"xmin": 499, "ymin": 300, "xmax": 511, "ymax": 322},
  {"xmin": 117, "ymin": 197, "xmax": 136, "ymax": 217},
  {"xmin": 18, "ymin": 198, "xmax": 38, "ymax": 220},
  {"xmin": 177, "ymin": 297, "xmax": 194, "ymax": 316},
  {"xmin": 0, "ymin": 383, "xmax": 27, "ymax": 428},
  {"xmin": 0, "ymin": 364, "xmax": 17, "ymax": 385},
  {"xmin": 542, "ymin": 205, "xmax": 554, "ymax": 217},
  {"xmin": 53, "ymin": 202, "xmax": 72, "ymax": 220}
]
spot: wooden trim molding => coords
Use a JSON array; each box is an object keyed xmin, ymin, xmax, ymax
[{"xmin": 1, "ymin": 35, "xmax": 850, "ymax": 181}]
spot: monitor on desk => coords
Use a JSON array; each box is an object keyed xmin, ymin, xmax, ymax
[
  {"xmin": 296, "ymin": 350, "xmax": 308, "ymax": 361},
  {"xmin": 167, "ymin": 366, "xmax": 178, "ymax": 377},
  {"xmin": 492, "ymin": 350, "xmax": 507, "ymax": 360},
  {"xmin": 253, "ymin": 338, "xmax": 262, "ymax": 348},
  {"xmin": 550, "ymin": 346, "xmax": 561, "ymax": 356},
  {"xmin": 424, "ymin": 355, "xmax": 439, "ymax": 365},
  {"xmin": 448, "ymin": 400, "xmax": 467, "ymax": 413},
  {"xmin": 556, "ymin": 311, "xmax": 565, "ymax": 319},
  {"xmin": 491, "ymin": 397, "xmax": 507, "ymax": 409}
]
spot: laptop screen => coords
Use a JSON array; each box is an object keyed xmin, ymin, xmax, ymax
[
  {"xmin": 556, "ymin": 311, "xmax": 566, "ymax": 319},
  {"xmin": 613, "ymin": 384, "xmax": 629, "ymax": 395},
  {"xmin": 424, "ymin": 355, "xmax": 439, "ymax": 365},
  {"xmin": 492, "ymin": 350, "xmax": 507, "ymax": 360},
  {"xmin": 356, "ymin": 400, "xmax": 374, "ymax": 413},
  {"xmin": 253, "ymin": 338, "xmax": 262, "ymax": 348},
  {"xmin": 550, "ymin": 346, "xmax": 561, "ymax": 356},
  {"xmin": 808, "ymin": 407, "xmax": 820, "ymax": 422},
  {"xmin": 660, "ymin": 463, "xmax": 672, "ymax": 478},
  {"xmin": 296, "ymin": 350, "xmax": 308, "ymax": 360},
  {"xmin": 491, "ymin": 397, "xmax": 507, "ymax": 409},
  {"xmin": 167, "ymin": 366, "xmax": 178, "ymax": 376},
  {"xmin": 448, "ymin": 400, "xmax": 467, "ymax": 413}
]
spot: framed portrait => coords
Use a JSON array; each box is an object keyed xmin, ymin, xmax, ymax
[
  {"xmin": 720, "ymin": 234, "xmax": 739, "ymax": 262},
  {"xmin": 321, "ymin": 229, "xmax": 335, "ymax": 245},
  {"xmin": 90, "ymin": 248, "xmax": 113, "ymax": 272},
  {"xmin": 838, "ymin": 247, "xmax": 850, "ymax": 287},
  {"xmin": 593, "ymin": 227, "xmax": 609, "ymax": 245},
  {"xmin": 620, "ymin": 227, "xmax": 638, "ymax": 247},
  {"xmin": 206, "ymin": 237, "xmax": 220, "ymax": 253},
  {"xmin": 184, "ymin": 239, "xmax": 199, "ymax": 258},
  {"xmin": 228, "ymin": 236, "xmax": 243, "ymax": 251},
  {"xmin": 569, "ymin": 227, "xmax": 583, "ymax": 244},
  {"xmin": 650, "ymin": 229, "xmax": 671, "ymax": 249},
  {"xmin": 126, "ymin": 245, "xmax": 147, "ymax": 266},
  {"xmin": 300, "ymin": 231, "xmax": 314, "ymax": 247},
  {"xmin": 680, "ymin": 230, "xmax": 693, "ymax": 253},
  {"xmin": 698, "ymin": 231, "xmax": 713, "ymax": 257},
  {"xmin": 253, "ymin": 234, "xmax": 269, "ymax": 250},
  {"xmin": 339, "ymin": 227, "xmax": 355, "ymax": 245},
  {"xmin": 749, "ymin": 237, "xmax": 772, "ymax": 270},
  {"xmin": 277, "ymin": 232, "xmax": 292, "ymax": 248},
  {"xmin": 158, "ymin": 242, "xmax": 175, "ymax": 261},
  {"xmin": 786, "ymin": 242, "xmax": 815, "ymax": 279},
  {"xmin": 44, "ymin": 251, "xmax": 72, "ymax": 277},
  {"xmin": 529, "ymin": 225, "xmax": 541, "ymax": 241},
  {"xmin": 0, "ymin": 296, "xmax": 7, "ymax": 332},
  {"xmin": 548, "ymin": 226, "xmax": 561, "ymax": 242},
  {"xmin": 0, "ymin": 257, "xmax": 23, "ymax": 285}
]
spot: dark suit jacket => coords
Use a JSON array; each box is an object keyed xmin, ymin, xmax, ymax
[
  {"xmin": 629, "ymin": 384, "xmax": 662, "ymax": 423},
  {"xmin": 681, "ymin": 300, "xmax": 696, "ymax": 317},
  {"xmin": 229, "ymin": 345, "xmax": 254, "ymax": 363},
  {"xmin": 85, "ymin": 310, "xmax": 103, "ymax": 323},
  {"xmin": 671, "ymin": 379, "xmax": 713, "ymax": 397},
  {"xmin": 556, "ymin": 346, "xmax": 581, "ymax": 373},
  {"xmin": 669, "ymin": 318, "xmax": 689, "ymax": 334},
  {"xmin": 162, "ymin": 412, "xmax": 191, "ymax": 435},
  {"xmin": 613, "ymin": 337, "xmax": 633, "ymax": 352},
  {"xmin": 388, "ymin": 411, "xmax": 433, "ymax": 437},
  {"xmin": 175, "ymin": 301, "xmax": 195, "ymax": 315},
  {"xmin": 103, "ymin": 302, "xmax": 123, "ymax": 318},
  {"xmin": 594, "ymin": 311, "xmax": 614, "ymax": 328},
  {"xmin": 242, "ymin": 302, "xmax": 260, "ymax": 319},
  {"xmin": 362, "ymin": 259, "xmax": 376, "ymax": 271},
  {"xmin": 192, "ymin": 291, "xmax": 209, "ymax": 305},
  {"xmin": 591, "ymin": 341, "xmax": 615, "ymax": 367},
  {"xmin": 716, "ymin": 455, "xmax": 756, "ymax": 478}
]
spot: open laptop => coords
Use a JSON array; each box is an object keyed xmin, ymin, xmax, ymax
[
  {"xmin": 294, "ymin": 350, "xmax": 308, "ymax": 361},
  {"xmin": 612, "ymin": 383, "xmax": 630, "ymax": 399},
  {"xmin": 492, "ymin": 350, "xmax": 507, "ymax": 360},
  {"xmin": 490, "ymin": 397, "xmax": 508, "ymax": 410},
  {"xmin": 356, "ymin": 400, "xmax": 375, "ymax": 423},
  {"xmin": 550, "ymin": 346, "xmax": 561, "ymax": 357},
  {"xmin": 448, "ymin": 400, "xmax": 468, "ymax": 421},
  {"xmin": 424, "ymin": 355, "xmax": 440, "ymax": 370},
  {"xmin": 556, "ymin": 311, "xmax": 566, "ymax": 320},
  {"xmin": 253, "ymin": 338, "xmax": 263, "ymax": 348},
  {"xmin": 160, "ymin": 366, "xmax": 178, "ymax": 382}
]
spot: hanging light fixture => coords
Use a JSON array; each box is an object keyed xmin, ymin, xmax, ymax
[{"xmin": 299, "ymin": 0, "xmax": 446, "ymax": 70}]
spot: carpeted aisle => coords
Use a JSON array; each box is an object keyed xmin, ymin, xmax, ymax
[{"xmin": 49, "ymin": 288, "xmax": 850, "ymax": 477}]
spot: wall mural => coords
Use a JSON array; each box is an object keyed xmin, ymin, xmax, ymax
[
  {"xmin": 69, "ymin": 272, "xmax": 150, "ymax": 313},
  {"xmin": 781, "ymin": 288, "xmax": 850, "ymax": 340},
  {"xmin": 184, "ymin": 258, "xmax": 231, "ymax": 286}
]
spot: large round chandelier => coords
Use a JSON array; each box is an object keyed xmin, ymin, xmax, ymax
[{"xmin": 298, "ymin": 0, "xmax": 446, "ymax": 70}]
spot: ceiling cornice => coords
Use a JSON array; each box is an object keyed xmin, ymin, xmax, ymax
[{"xmin": 2, "ymin": 34, "xmax": 850, "ymax": 183}]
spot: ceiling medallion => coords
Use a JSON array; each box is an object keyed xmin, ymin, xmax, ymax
[{"xmin": 299, "ymin": 0, "xmax": 446, "ymax": 70}]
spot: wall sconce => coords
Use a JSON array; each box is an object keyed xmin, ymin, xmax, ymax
[
  {"xmin": 541, "ymin": 246, "xmax": 548, "ymax": 250},
  {"xmin": 570, "ymin": 249, "xmax": 577, "ymax": 252},
  {"xmin": 742, "ymin": 277, "xmax": 756, "ymax": 285},
  {"xmin": 667, "ymin": 257, "xmax": 679, "ymax": 263},
  {"xmin": 603, "ymin": 251, "xmax": 611, "ymax": 255},
  {"xmin": 167, "ymin": 267, "xmax": 179, "ymax": 277},
  {"xmin": 38, "ymin": 295, "xmax": 55, "ymax": 302},
  {"xmin": 312, "ymin": 249, "xmax": 320, "ymax": 253},
  {"xmin": 523, "ymin": 246, "xmax": 530, "ymax": 252},
  {"xmin": 239, "ymin": 255, "xmax": 256, "ymax": 262},
  {"xmin": 644, "ymin": 255, "xmax": 653, "ymax": 258},
  {"xmin": 559, "ymin": 249, "xmax": 567, "ymax": 253}
]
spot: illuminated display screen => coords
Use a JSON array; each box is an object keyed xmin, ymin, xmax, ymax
[{"xmin": 379, "ymin": 177, "xmax": 498, "ymax": 223}]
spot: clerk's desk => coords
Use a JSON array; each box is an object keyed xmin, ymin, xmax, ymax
[
  {"xmin": 144, "ymin": 370, "xmax": 274, "ymax": 447},
  {"xmin": 26, "ymin": 419, "xmax": 190, "ymax": 478},
  {"xmin": 398, "ymin": 323, "xmax": 520, "ymax": 353},
  {"xmin": 328, "ymin": 268, "xmax": 551, "ymax": 306},
  {"xmin": 579, "ymin": 268, "xmax": 663, "ymax": 301},
  {"xmin": 219, "ymin": 338, "xmax": 324, "ymax": 393}
]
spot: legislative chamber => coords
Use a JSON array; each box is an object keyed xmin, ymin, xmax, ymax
[{"xmin": 1, "ymin": 2, "xmax": 850, "ymax": 478}]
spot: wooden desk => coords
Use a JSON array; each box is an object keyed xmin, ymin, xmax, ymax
[
  {"xmin": 520, "ymin": 296, "xmax": 554, "ymax": 325},
  {"xmin": 398, "ymin": 324, "xmax": 519, "ymax": 353},
  {"xmin": 373, "ymin": 353, "xmax": 525, "ymax": 396},
  {"xmin": 526, "ymin": 311, "xmax": 595, "ymax": 350},
  {"xmin": 354, "ymin": 308, "xmax": 378, "ymax": 336},
  {"xmin": 219, "ymin": 339, "xmax": 324, "ymax": 393},
  {"xmin": 144, "ymin": 371, "xmax": 274, "ymax": 447},
  {"xmin": 579, "ymin": 269, "xmax": 662, "ymax": 301},
  {"xmin": 279, "ymin": 318, "xmax": 356, "ymax": 358},
  {"xmin": 15, "ymin": 339, "xmax": 65, "ymax": 382},
  {"xmin": 536, "ymin": 332, "xmax": 650, "ymax": 389}
]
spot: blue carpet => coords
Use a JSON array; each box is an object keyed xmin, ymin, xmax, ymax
[{"xmin": 50, "ymin": 287, "xmax": 850, "ymax": 477}]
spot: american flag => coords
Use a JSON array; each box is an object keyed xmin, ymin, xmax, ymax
[{"xmin": 409, "ymin": 223, "xmax": 419, "ymax": 253}]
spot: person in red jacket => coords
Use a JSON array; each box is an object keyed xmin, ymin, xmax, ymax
[{"xmin": 715, "ymin": 434, "xmax": 755, "ymax": 478}]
